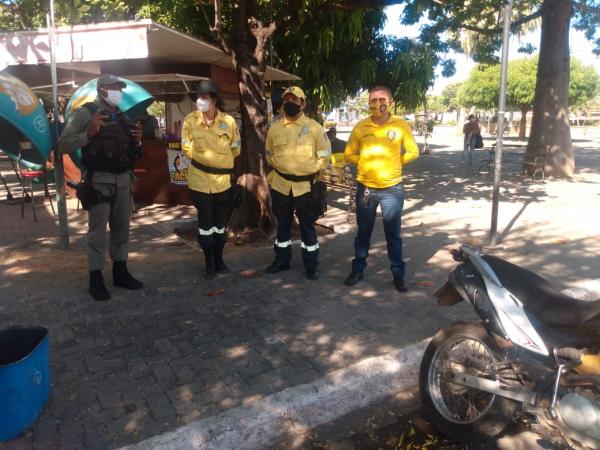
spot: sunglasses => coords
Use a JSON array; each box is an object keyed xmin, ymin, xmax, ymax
[{"xmin": 368, "ymin": 98, "xmax": 390, "ymax": 105}]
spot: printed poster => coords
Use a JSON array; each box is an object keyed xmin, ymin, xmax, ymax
[{"xmin": 166, "ymin": 141, "xmax": 189, "ymax": 185}]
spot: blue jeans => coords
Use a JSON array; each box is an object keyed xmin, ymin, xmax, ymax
[
  {"xmin": 352, "ymin": 182, "xmax": 405, "ymax": 278},
  {"xmin": 464, "ymin": 134, "xmax": 477, "ymax": 164}
]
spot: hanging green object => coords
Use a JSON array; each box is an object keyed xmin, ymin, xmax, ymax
[{"xmin": 0, "ymin": 72, "xmax": 52, "ymax": 169}]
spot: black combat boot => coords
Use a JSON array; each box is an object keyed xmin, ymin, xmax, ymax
[
  {"xmin": 89, "ymin": 270, "xmax": 111, "ymax": 301},
  {"xmin": 214, "ymin": 242, "xmax": 230, "ymax": 274},
  {"xmin": 112, "ymin": 261, "xmax": 144, "ymax": 290},
  {"xmin": 202, "ymin": 246, "xmax": 217, "ymax": 280}
]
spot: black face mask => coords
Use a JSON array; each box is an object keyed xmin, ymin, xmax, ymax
[{"xmin": 283, "ymin": 101, "xmax": 301, "ymax": 117}]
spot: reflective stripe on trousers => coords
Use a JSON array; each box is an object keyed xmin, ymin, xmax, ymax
[
  {"xmin": 301, "ymin": 241, "xmax": 319, "ymax": 252},
  {"xmin": 198, "ymin": 226, "xmax": 226, "ymax": 236},
  {"xmin": 275, "ymin": 239, "xmax": 292, "ymax": 248}
]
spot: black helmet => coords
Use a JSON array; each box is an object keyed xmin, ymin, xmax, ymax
[
  {"xmin": 190, "ymin": 80, "xmax": 224, "ymax": 110},
  {"xmin": 193, "ymin": 80, "xmax": 219, "ymax": 97}
]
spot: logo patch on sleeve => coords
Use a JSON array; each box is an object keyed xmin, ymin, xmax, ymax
[{"xmin": 387, "ymin": 131, "xmax": 397, "ymax": 142}]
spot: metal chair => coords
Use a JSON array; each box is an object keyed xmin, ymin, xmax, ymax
[
  {"xmin": 0, "ymin": 171, "xmax": 14, "ymax": 200},
  {"xmin": 17, "ymin": 141, "xmax": 55, "ymax": 222}
]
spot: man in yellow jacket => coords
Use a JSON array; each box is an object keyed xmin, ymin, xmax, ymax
[
  {"xmin": 265, "ymin": 86, "xmax": 331, "ymax": 280},
  {"xmin": 344, "ymin": 86, "xmax": 419, "ymax": 292},
  {"xmin": 181, "ymin": 80, "xmax": 241, "ymax": 279}
]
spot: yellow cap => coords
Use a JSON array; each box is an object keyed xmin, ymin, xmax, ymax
[{"xmin": 282, "ymin": 86, "xmax": 306, "ymax": 101}]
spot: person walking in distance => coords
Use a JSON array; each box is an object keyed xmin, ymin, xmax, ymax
[
  {"xmin": 463, "ymin": 114, "xmax": 481, "ymax": 165},
  {"xmin": 343, "ymin": 85, "xmax": 419, "ymax": 292}
]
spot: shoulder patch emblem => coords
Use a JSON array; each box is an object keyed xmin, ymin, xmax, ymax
[
  {"xmin": 219, "ymin": 121, "xmax": 227, "ymax": 129},
  {"xmin": 301, "ymin": 125, "xmax": 310, "ymax": 135},
  {"xmin": 387, "ymin": 130, "xmax": 397, "ymax": 142}
]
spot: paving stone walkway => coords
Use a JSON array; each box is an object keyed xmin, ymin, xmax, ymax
[{"xmin": 1, "ymin": 128, "xmax": 599, "ymax": 449}]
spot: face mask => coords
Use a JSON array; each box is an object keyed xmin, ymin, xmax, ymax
[
  {"xmin": 283, "ymin": 101, "xmax": 301, "ymax": 117},
  {"xmin": 369, "ymin": 103, "xmax": 388, "ymax": 118},
  {"xmin": 102, "ymin": 89, "xmax": 123, "ymax": 107},
  {"xmin": 196, "ymin": 98, "xmax": 210, "ymax": 112}
]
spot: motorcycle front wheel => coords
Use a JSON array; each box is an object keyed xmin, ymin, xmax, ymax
[{"xmin": 419, "ymin": 322, "xmax": 517, "ymax": 442}]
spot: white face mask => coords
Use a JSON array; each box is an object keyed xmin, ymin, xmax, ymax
[
  {"xmin": 196, "ymin": 98, "xmax": 210, "ymax": 112},
  {"xmin": 103, "ymin": 89, "xmax": 123, "ymax": 107}
]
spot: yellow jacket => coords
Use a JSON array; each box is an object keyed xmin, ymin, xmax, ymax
[
  {"xmin": 266, "ymin": 113, "xmax": 331, "ymax": 197},
  {"xmin": 344, "ymin": 115, "xmax": 419, "ymax": 188},
  {"xmin": 181, "ymin": 110, "xmax": 241, "ymax": 193}
]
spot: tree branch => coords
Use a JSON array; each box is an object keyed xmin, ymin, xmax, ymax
[
  {"xmin": 248, "ymin": 17, "xmax": 276, "ymax": 66},
  {"xmin": 214, "ymin": 0, "xmax": 222, "ymax": 34},
  {"xmin": 275, "ymin": 0, "xmax": 405, "ymax": 33},
  {"xmin": 199, "ymin": 0, "xmax": 231, "ymax": 55},
  {"xmin": 448, "ymin": 8, "xmax": 542, "ymax": 35},
  {"xmin": 573, "ymin": 0, "xmax": 600, "ymax": 14}
]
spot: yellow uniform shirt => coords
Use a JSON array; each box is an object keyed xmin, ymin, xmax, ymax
[
  {"xmin": 331, "ymin": 152, "xmax": 345, "ymax": 167},
  {"xmin": 344, "ymin": 115, "xmax": 419, "ymax": 189},
  {"xmin": 266, "ymin": 113, "xmax": 331, "ymax": 197},
  {"xmin": 181, "ymin": 110, "xmax": 241, "ymax": 194}
]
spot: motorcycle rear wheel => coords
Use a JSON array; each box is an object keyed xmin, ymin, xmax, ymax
[{"xmin": 419, "ymin": 322, "xmax": 517, "ymax": 442}]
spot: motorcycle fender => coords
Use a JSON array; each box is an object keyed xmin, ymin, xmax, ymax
[{"xmin": 435, "ymin": 281, "xmax": 463, "ymax": 306}]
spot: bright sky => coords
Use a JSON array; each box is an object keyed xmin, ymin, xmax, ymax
[{"xmin": 383, "ymin": 4, "xmax": 600, "ymax": 95}]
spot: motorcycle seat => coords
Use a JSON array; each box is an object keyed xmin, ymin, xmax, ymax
[{"xmin": 482, "ymin": 255, "xmax": 600, "ymax": 326}]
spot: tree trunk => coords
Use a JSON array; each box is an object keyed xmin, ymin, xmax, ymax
[
  {"xmin": 225, "ymin": 0, "xmax": 275, "ymax": 234},
  {"xmin": 229, "ymin": 49, "xmax": 274, "ymax": 233},
  {"xmin": 526, "ymin": 0, "xmax": 573, "ymax": 177},
  {"xmin": 518, "ymin": 105, "xmax": 529, "ymax": 140}
]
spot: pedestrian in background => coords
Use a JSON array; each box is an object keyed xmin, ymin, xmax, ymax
[
  {"xmin": 326, "ymin": 127, "xmax": 346, "ymax": 154},
  {"xmin": 181, "ymin": 80, "xmax": 241, "ymax": 279},
  {"xmin": 462, "ymin": 114, "xmax": 481, "ymax": 165},
  {"xmin": 343, "ymin": 85, "xmax": 419, "ymax": 293},
  {"xmin": 265, "ymin": 86, "xmax": 331, "ymax": 280}
]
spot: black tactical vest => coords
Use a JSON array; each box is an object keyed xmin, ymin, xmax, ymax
[{"xmin": 81, "ymin": 103, "xmax": 138, "ymax": 173}]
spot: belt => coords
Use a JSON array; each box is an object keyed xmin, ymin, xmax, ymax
[
  {"xmin": 191, "ymin": 159, "xmax": 233, "ymax": 175},
  {"xmin": 274, "ymin": 168, "xmax": 317, "ymax": 183}
]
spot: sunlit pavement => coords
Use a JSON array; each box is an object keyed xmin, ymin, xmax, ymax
[{"xmin": 1, "ymin": 127, "xmax": 599, "ymax": 449}]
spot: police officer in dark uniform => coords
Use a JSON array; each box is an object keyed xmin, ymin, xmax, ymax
[{"xmin": 59, "ymin": 74, "xmax": 144, "ymax": 301}]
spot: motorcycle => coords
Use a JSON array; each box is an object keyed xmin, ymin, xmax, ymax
[{"xmin": 419, "ymin": 245, "xmax": 600, "ymax": 449}]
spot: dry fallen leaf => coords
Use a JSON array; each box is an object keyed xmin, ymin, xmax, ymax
[
  {"xmin": 554, "ymin": 238, "xmax": 570, "ymax": 244},
  {"xmin": 206, "ymin": 289, "xmax": 225, "ymax": 297},
  {"xmin": 415, "ymin": 280, "xmax": 434, "ymax": 287},
  {"xmin": 240, "ymin": 270, "xmax": 262, "ymax": 279}
]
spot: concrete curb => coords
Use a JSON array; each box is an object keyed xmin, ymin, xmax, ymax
[
  {"xmin": 119, "ymin": 339, "xmax": 430, "ymax": 450},
  {"xmin": 118, "ymin": 280, "xmax": 600, "ymax": 450}
]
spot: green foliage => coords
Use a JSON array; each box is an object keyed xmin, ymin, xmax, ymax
[
  {"xmin": 508, "ymin": 57, "xmax": 537, "ymax": 107},
  {"xmin": 570, "ymin": 59, "xmax": 600, "ymax": 108},
  {"xmin": 2, "ymin": 0, "xmax": 435, "ymax": 117},
  {"xmin": 458, "ymin": 56, "xmax": 600, "ymax": 111},
  {"xmin": 457, "ymin": 64, "xmax": 500, "ymax": 110},
  {"xmin": 401, "ymin": 0, "xmax": 600, "ymax": 75},
  {"xmin": 273, "ymin": 8, "xmax": 434, "ymax": 111},
  {"xmin": 440, "ymin": 82, "xmax": 461, "ymax": 111},
  {"xmin": 0, "ymin": 0, "xmax": 146, "ymax": 29},
  {"xmin": 148, "ymin": 100, "xmax": 166, "ymax": 119},
  {"xmin": 426, "ymin": 95, "xmax": 444, "ymax": 114}
]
